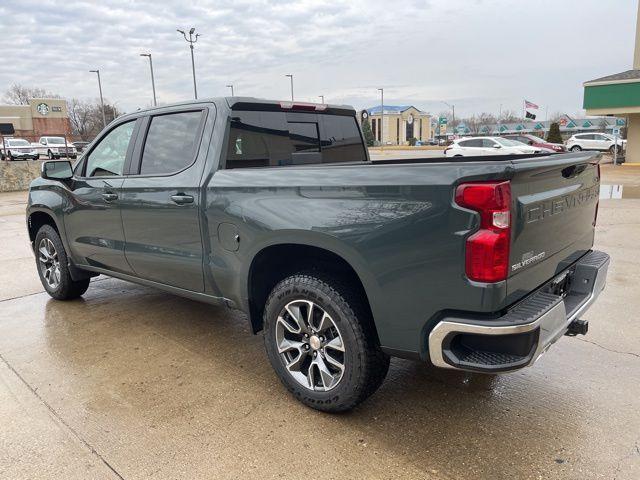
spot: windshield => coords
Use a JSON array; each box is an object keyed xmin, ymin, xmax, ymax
[
  {"xmin": 495, "ymin": 138, "xmax": 524, "ymax": 147},
  {"xmin": 8, "ymin": 139, "xmax": 30, "ymax": 146},
  {"xmin": 47, "ymin": 138, "xmax": 66, "ymax": 144}
]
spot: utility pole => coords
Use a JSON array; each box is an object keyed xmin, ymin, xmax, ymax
[
  {"xmin": 226, "ymin": 84, "xmax": 234, "ymax": 96},
  {"xmin": 89, "ymin": 69, "xmax": 106, "ymax": 127},
  {"xmin": 378, "ymin": 88, "xmax": 384, "ymax": 149},
  {"xmin": 285, "ymin": 74, "xmax": 294, "ymax": 101},
  {"xmin": 177, "ymin": 28, "xmax": 200, "ymax": 99},
  {"xmin": 140, "ymin": 53, "xmax": 157, "ymax": 106},
  {"xmin": 443, "ymin": 101, "xmax": 455, "ymax": 135},
  {"xmin": 319, "ymin": 95, "xmax": 324, "ymax": 103}
]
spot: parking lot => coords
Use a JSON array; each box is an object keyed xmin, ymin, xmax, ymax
[{"xmin": 0, "ymin": 164, "xmax": 639, "ymax": 480}]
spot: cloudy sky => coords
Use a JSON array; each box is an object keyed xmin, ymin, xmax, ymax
[{"xmin": 1, "ymin": 0, "xmax": 637, "ymax": 118}]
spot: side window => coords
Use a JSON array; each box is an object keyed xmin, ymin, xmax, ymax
[
  {"xmin": 85, "ymin": 121, "xmax": 135, "ymax": 177},
  {"xmin": 139, "ymin": 111, "xmax": 204, "ymax": 175},
  {"xmin": 482, "ymin": 139, "xmax": 497, "ymax": 148}
]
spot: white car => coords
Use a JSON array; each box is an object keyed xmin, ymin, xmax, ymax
[
  {"xmin": 566, "ymin": 133, "xmax": 626, "ymax": 154},
  {"xmin": 444, "ymin": 136, "xmax": 542, "ymax": 157},
  {"xmin": 1, "ymin": 138, "xmax": 39, "ymax": 160},
  {"xmin": 32, "ymin": 136, "xmax": 77, "ymax": 160}
]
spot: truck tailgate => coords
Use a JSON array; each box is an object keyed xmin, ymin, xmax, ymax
[{"xmin": 506, "ymin": 152, "xmax": 600, "ymax": 303}]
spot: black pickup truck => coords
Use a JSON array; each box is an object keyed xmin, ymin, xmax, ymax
[{"xmin": 27, "ymin": 98, "xmax": 609, "ymax": 412}]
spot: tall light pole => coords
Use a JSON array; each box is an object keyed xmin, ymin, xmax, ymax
[
  {"xmin": 177, "ymin": 27, "xmax": 200, "ymax": 99},
  {"xmin": 443, "ymin": 101, "xmax": 455, "ymax": 134},
  {"xmin": 285, "ymin": 74, "xmax": 294, "ymax": 101},
  {"xmin": 319, "ymin": 95, "xmax": 324, "ymax": 104},
  {"xmin": 226, "ymin": 84, "xmax": 234, "ymax": 96},
  {"xmin": 89, "ymin": 69, "xmax": 106, "ymax": 127},
  {"xmin": 140, "ymin": 53, "xmax": 157, "ymax": 106},
  {"xmin": 378, "ymin": 88, "xmax": 384, "ymax": 149}
]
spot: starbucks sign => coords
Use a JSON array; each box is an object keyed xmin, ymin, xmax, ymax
[{"xmin": 36, "ymin": 103, "xmax": 50, "ymax": 116}]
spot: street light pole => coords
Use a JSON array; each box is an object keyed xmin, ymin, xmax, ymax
[
  {"xmin": 443, "ymin": 101, "xmax": 455, "ymax": 134},
  {"xmin": 319, "ymin": 95, "xmax": 324, "ymax": 103},
  {"xmin": 285, "ymin": 74, "xmax": 294, "ymax": 101},
  {"xmin": 378, "ymin": 88, "xmax": 384, "ymax": 149},
  {"xmin": 89, "ymin": 69, "xmax": 106, "ymax": 127},
  {"xmin": 140, "ymin": 53, "xmax": 157, "ymax": 106},
  {"xmin": 226, "ymin": 84, "xmax": 234, "ymax": 96},
  {"xmin": 177, "ymin": 28, "xmax": 201, "ymax": 99}
]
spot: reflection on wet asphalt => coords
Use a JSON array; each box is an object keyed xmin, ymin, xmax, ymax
[{"xmin": 600, "ymin": 184, "xmax": 640, "ymax": 199}]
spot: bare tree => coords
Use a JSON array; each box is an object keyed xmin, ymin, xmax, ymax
[
  {"xmin": 498, "ymin": 109, "xmax": 521, "ymax": 123},
  {"xmin": 67, "ymin": 98, "xmax": 124, "ymax": 140},
  {"xmin": 3, "ymin": 84, "xmax": 61, "ymax": 105}
]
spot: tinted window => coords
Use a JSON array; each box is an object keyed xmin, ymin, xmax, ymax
[
  {"xmin": 459, "ymin": 139, "xmax": 482, "ymax": 147},
  {"xmin": 140, "ymin": 111, "xmax": 203, "ymax": 175},
  {"xmin": 226, "ymin": 111, "xmax": 366, "ymax": 169},
  {"xmin": 481, "ymin": 139, "xmax": 497, "ymax": 147},
  {"xmin": 85, "ymin": 121, "xmax": 135, "ymax": 177}
]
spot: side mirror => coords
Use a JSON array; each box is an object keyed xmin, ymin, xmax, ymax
[{"xmin": 41, "ymin": 160, "xmax": 73, "ymax": 180}]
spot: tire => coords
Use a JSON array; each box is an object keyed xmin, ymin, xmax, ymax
[
  {"xmin": 570, "ymin": 145, "xmax": 582, "ymax": 152},
  {"xmin": 34, "ymin": 224, "xmax": 90, "ymax": 300},
  {"xmin": 263, "ymin": 272, "xmax": 390, "ymax": 413},
  {"xmin": 609, "ymin": 145, "xmax": 618, "ymax": 154},
  {"xmin": 7, "ymin": 151, "xmax": 13, "ymax": 161}
]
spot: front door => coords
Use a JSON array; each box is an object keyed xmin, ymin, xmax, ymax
[
  {"xmin": 64, "ymin": 120, "xmax": 138, "ymax": 274},
  {"xmin": 119, "ymin": 108, "xmax": 209, "ymax": 292}
]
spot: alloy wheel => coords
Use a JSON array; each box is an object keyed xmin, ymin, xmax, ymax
[
  {"xmin": 275, "ymin": 299, "xmax": 346, "ymax": 391},
  {"xmin": 38, "ymin": 237, "xmax": 61, "ymax": 289}
]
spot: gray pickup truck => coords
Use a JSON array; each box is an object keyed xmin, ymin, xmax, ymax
[{"xmin": 27, "ymin": 98, "xmax": 609, "ymax": 412}]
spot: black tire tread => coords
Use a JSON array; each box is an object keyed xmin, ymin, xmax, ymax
[
  {"xmin": 35, "ymin": 224, "xmax": 90, "ymax": 300},
  {"xmin": 263, "ymin": 271, "xmax": 389, "ymax": 412}
]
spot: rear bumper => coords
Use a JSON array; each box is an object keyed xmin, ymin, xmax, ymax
[{"xmin": 428, "ymin": 250, "xmax": 610, "ymax": 373}]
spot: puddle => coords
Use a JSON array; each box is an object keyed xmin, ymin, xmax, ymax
[{"xmin": 600, "ymin": 184, "xmax": 640, "ymax": 199}]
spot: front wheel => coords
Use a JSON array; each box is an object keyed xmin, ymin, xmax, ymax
[
  {"xmin": 570, "ymin": 145, "xmax": 582, "ymax": 152},
  {"xmin": 609, "ymin": 145, "xmax": 619, "ymax": 154},
  {"xmin": 35, "ymin": 224, "xmax": 90, "ymax": 300},
  {"xmin": 263, "ymin": 273, "xmax": 389, "ymax": 412}
]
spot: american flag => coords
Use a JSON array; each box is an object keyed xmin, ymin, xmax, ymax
[{"xmin": 524, "ymin": 100, "xmax": 539, "ymax": 110}]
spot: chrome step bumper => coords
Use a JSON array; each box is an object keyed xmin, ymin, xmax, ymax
[{"xmin": 428, "ymin": 250, "xmax": 610, "ymax": 373}]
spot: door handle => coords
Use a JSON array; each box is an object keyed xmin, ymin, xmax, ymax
[
  {"xmin": 170, "ymin": 194, "xmax": 194, "ymax": 205},
  {"xmin": 102, "ymin": 192, "xmax": 118, "ymax": 202}
]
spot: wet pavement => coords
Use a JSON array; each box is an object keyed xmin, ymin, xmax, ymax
[{"xmin": 0, "ymin": 163, "xmax": 639, "ymax": 479}]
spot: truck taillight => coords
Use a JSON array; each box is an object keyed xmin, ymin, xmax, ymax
[
  {"xmin": 594, "ymin": 163, "xmax": 600, "ymax": 226},
  {"xmin": 455, "ymin": 181, "xmax": 511, "ymax": 283}
]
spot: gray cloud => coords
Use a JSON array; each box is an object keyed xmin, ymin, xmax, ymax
[{"xmin": 1, "ymin": 0, "xmax": 636, "ymax": 118}]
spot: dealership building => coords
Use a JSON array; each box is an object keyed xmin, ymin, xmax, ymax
[
  {"xmin": 0, "ymin": 98, "xmax": 72, "ymax": 139},
  {"xmin": 583, "ymin": 1, "xmax": 640, "ymax": 163},
  {"xmin": 361, "ymin": 106, "xmax": 433, "ymax": 145}
]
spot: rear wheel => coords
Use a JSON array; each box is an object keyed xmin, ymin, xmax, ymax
[
  {"xmin": 570, "ymin": 145, "xmax": 582, "ymax": 152},
  {"xmin": 263, "ymin": 272, "xmax": 389, "ymax": 412},
  {"xmin": 35, "ymin": 224, "xmax": 90, "ymax": 300}
]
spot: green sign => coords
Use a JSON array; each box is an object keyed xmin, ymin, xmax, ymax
[
  {"xmin": 515, "ymin": 124, "xmax": 525, "ymax": 131},
  {"xmin": 616, "ymin": 118, "xmax": 626, "ymax": 126},
  {"xmin": 582, "ymin": 120, "xmax": 592, "ymax": 128},
  {"xmin": 534, "ymin": 123, "xmax": 544, "ymax": 130},
  {"xmin": 439, "ymin": 117, "xmax": 448, "ymax": 125},
  {"xmin": 499, "ymin": 125, "xmax": 508, "ymax": 132}
]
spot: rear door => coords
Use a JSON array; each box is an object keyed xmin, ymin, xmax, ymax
[
  {"xmin": 506, "ymin": 153, "xmax": 600, "ymax": 302},
  {"xmin": 119, "ymin": 106, "xmax": 211, "ymax": 292},
  {"xmin": 592, "ymin": 134, "xmax": 610, "ymax": 150}
]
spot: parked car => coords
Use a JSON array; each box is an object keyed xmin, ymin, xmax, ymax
[
  {"xmin": 566, "ymin": 133, "xmax": 626, "ymax": 153},
  {"xmin": 444, "ymin": 136, "xmax": 542, "ymax": 156},
  {"xmin": 32, "ymin": 136, "xmax": 77, "ymax": 159},
  {"xmin": 27, "ymin": 98, "xmax": 609, "ymax": 412},
  {"xmin": 504, "ymin": 134, "xmax": 565, "ymax": 153},
  {"xmin": 1, "ymin": 138, "xmax": 39, "ymax": 160},
  {"xmin": 72, "ymin": 141, "xmax": 90, "ymax": 153}
]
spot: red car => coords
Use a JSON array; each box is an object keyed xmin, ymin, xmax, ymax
[{"xmin": 504, "ymin": 134, "xmax": 565, "ymax": 152}]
